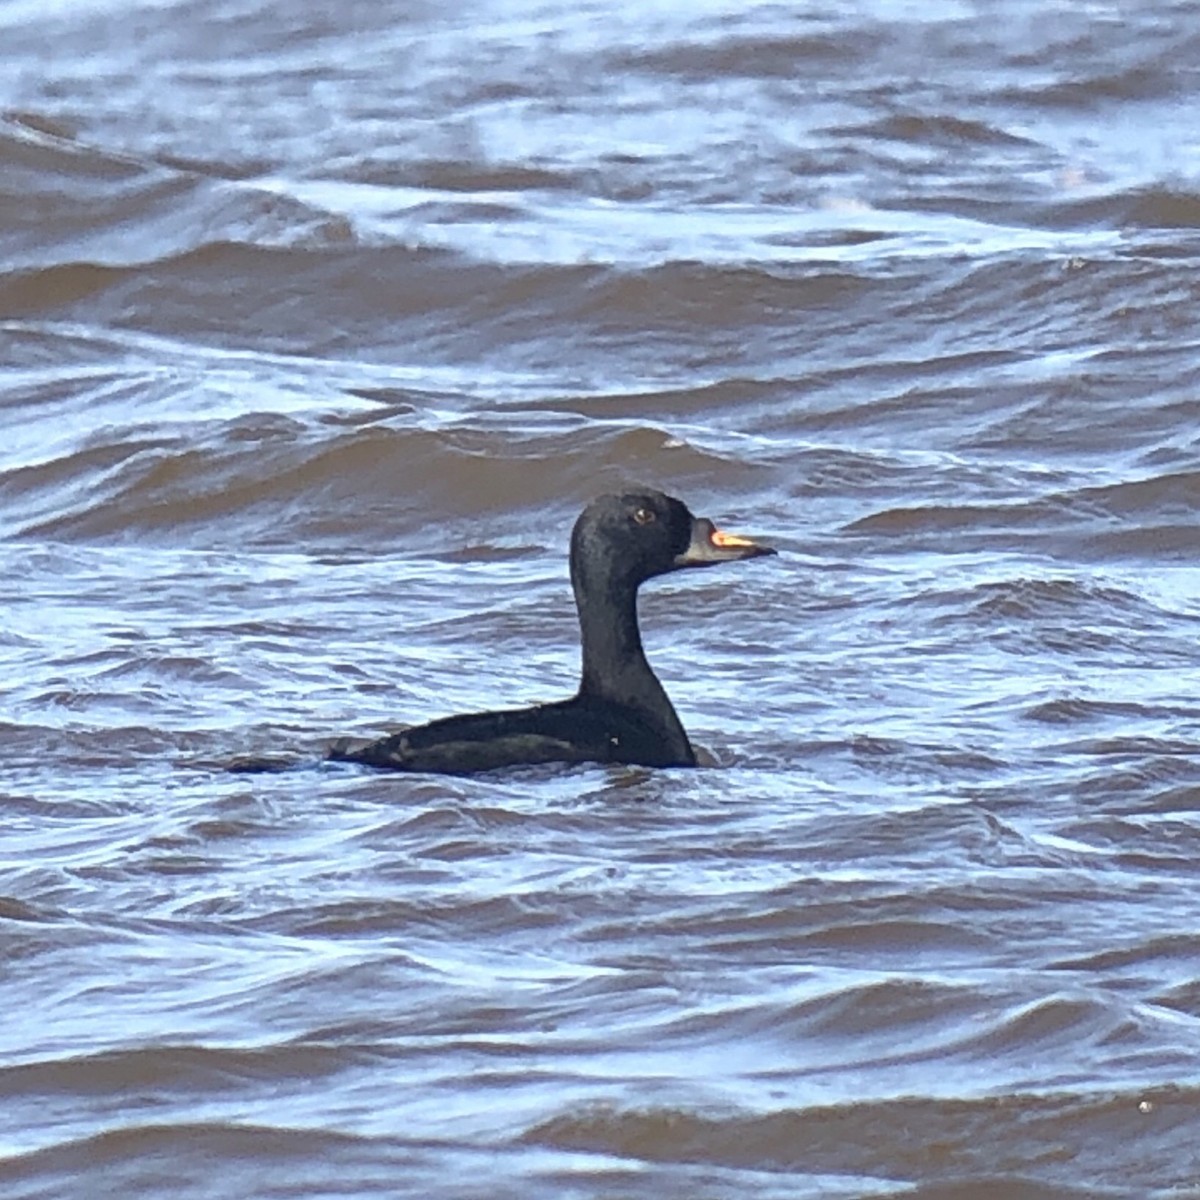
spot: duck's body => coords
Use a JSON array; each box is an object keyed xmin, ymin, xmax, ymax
[
  {"xmin": 334, "ymin": 693, "xmax": 691, "ymax": 775},
  {"xmin": 329, "ymin": 489, "xmax": 774, "ymax": 776}
]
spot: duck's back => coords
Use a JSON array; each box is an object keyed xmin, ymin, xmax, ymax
[{"xmin": 329, "ymin": 695, "xmax": 696, "ymax": 775}]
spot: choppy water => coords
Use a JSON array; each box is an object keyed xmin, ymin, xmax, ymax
[{"xmin": 4, "ymin": 1, "xmax": 1200, "ymax": 1197}]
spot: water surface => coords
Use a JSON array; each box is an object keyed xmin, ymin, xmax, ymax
[{"xmin": 3, "ymin": 2, "xmax": 1200, "ymax": 1197}]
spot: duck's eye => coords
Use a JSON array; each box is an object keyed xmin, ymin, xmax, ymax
[{"xmin": 632, "ymin": 507, "xmax": 655, "ymax": 526}]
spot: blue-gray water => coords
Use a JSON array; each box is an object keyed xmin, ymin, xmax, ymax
[{"xmin": 3, "ymin": 2, "xmax": 1200, "ymax": 1197}]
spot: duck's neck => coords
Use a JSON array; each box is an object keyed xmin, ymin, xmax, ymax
[{"xmin": 572, "ymin": 570, "xmax": 690, "ymax": 749}]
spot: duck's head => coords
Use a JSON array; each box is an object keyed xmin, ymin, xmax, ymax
[{"xmin": 570, "ymin": 488, "xmax": 776, "ymax": 592}]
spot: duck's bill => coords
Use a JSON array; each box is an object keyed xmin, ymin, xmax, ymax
[{"xmin": 674, "ymin": 517, "xmax": 777, "ymax": 567}]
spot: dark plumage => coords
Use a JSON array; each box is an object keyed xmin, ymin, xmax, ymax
[{"xmin": 328, "ymin": 488, "xmax": 775, "ymax": 775}]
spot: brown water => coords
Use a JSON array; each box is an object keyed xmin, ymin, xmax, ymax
[{"xmin": 4, "ymin": 1, "xmax": 1200, "ymax": 1197}]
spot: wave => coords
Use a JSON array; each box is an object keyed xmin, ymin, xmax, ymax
[
  {"xmin": 0, "ymin": 116, "xmax": 349, "ymax": 274},
  {"xmin": 0, "ymin": 405, "xmax": 769, "ymax": 546},
  {"xmin": 522, "ymin": 1084, "xmax": 1199, "ymax": 1193}
]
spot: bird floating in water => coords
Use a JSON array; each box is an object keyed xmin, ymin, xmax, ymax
[{"xmin": 329, "ymin": 488, "xmax": 775, "ymax": 775}]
